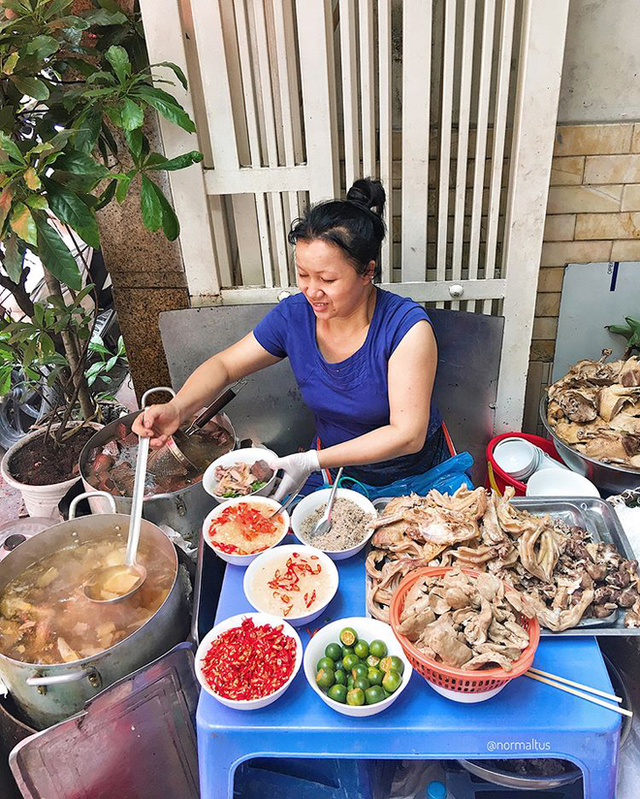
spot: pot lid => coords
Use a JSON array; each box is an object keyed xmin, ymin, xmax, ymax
[
  {"xmin": 0, "ymin": 518, "xmax": 51, "ymax": 562},
  {"xmin": 9, "ymin": 643, "xmax": 199, "ymax": 799}
]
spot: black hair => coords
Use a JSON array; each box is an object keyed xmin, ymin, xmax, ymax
[{"xmin": 288, "ymin": 178, "xmax": 386, "ymax": 280}]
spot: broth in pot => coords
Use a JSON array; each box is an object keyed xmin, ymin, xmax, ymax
[{"xmin": 0, "ymin": 532, "xmax": 174, "ymax": 665}]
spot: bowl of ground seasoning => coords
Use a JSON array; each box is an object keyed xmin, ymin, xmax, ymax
[{"xmin": 291, "ymin": 488, "xmax": 376, "ymax": 560}]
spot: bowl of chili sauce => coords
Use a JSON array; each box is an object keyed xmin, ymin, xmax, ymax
[
  {"xmin": 202, "ymin": 496, "xmax": 290, "ymax": 565},
  {"xmin": 243, "ymin": 545, "xmax": 339, "ymax": 626},
  {"xmin": 195, "ymin": 613, "xmax": 302, "ymax": 710}
]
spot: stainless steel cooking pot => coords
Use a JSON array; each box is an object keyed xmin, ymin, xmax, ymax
[
  {"xmin": 0, "ymin": 492, "xmax": 189, "ymax": 730},
  {"xmin": 539, "ymin": 394, "xmax": 640, "ymax": 494},
  {"xmin": 79, "ymin": 394, "xmax": 237, "ymax": 545}
]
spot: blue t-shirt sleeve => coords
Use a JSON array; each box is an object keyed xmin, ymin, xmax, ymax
[
  {"xmin": 388, "ymin": 301, "xmax": 433, "ymax": 355},
  {"xmin": 253, "ymin": 302, "xmax": 289, "ymax": 358}
]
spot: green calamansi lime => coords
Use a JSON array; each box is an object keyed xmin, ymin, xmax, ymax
[
  {"xmin": 346, "ymin": 688, "xmax": 365, "ymax": 706},
  {"xmin": 388, "ymin": 656, "xmax": 404, "ymax": 675},
  {"xmin": 325, "ymin": 642, "xmax": 343, "ymax": 661},
  {"xmin": 347, "ymin": 676, "xmax": 355, "ymax": 690},
  {"xmin": 334, "ymin": 669, "xmax": 347, "ymax": 686},
  {"xmin": 353, "ymin": 640, "xmax": 369, "ymax": 659},
  {"xmin": 366, "ymin": 655, "xmax": 380, "ymax": 668},
  {"xmin": 334, "ymin": 659, "xmax": 343, "ymax": 673},
  {"xmin": 367, "ymin": 667, "xmax": 384, "ymax": 686},
  {"xmin": 379, "ymin": 656, "xmax": 392, "ymax": 673},
  {"xmin": 340, "ymin": 627, "xmax": 358, "ymax": 647},
  {"xmin": 342, "ymin": 653, "xmax": 359, "ymax": 672},
  {"xmin": 354, "ymin": 676, "xmax": 370, "ymax": 691},
  {"xmin": 327, "ymin": 684, "xmax": 347, "ymax": 703},
  {"xmin": 381, "ymin": 669, "xmax": 402, "ymax": 694},
  {"xmin": 365, "ymin": 685, "xmax": 386, "ymax": 705},
  {"xmin": 316, "ymin": 668, "xmax": 335, "ymax": 690},
  {"xmin": 369, "ymin": 639, "xmax": 388, "ymax": 659},
  {"xmin": 316, "ymin": 656, "xmax": 335, "ymax": 672},
  {"xmin": 351, "ymin": 663, "xmax": 368, "ymax": 680},
  {"xmin": 341, "ymin": 645, "xmax": 354, "ymax": 658}
]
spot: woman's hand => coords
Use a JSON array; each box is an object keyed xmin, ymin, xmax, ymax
[
  {"xmin": 131, "ymin": 402, "xmax": 182, "ymax": 446},
  {"xmin": 270, "ymin": 450, "xmax": 320, "ymax": 501}
]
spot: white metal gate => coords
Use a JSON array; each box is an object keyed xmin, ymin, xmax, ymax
[{"xmin": 138, "ymin": 0, "xmax": 569, "ymax": 430}]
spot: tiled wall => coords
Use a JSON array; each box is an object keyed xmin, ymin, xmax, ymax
[{"xmin": 523, "ymin": 122, "xmax": 640, "ymax": 433}]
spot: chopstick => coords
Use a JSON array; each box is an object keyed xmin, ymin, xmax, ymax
[
  {"xmin": 528, "ymin": 667, "xmax": 623, "ymax": 703},
  {"xmin": 525, "ymin": 671, "xmax": 632, "ymax": 718}
]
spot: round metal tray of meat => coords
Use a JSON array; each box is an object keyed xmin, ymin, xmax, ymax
[{"xmin": 366, "ymin": 495, "xmax": 640, "ymax": 636}]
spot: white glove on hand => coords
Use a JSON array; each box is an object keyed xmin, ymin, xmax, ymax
[{"xmin": 271, "ymin": 450, "xmax": 321, "ymax": 502}]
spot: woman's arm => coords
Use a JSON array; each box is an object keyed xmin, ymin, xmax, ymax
[
  {"xmin": 316, "ymin": 320, "xmax": 437, "ymax": 469},
  {"xmin": 133, "ymin": 333, "xmax": 281, "ymax": 443}
]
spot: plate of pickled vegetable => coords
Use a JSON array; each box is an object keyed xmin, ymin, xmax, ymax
[{"xmin": 303, "ymin": 617, "xmax": 412, "ymax": 717}]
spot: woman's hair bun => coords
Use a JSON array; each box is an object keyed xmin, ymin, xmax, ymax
[{"xmin": 346, "ymin": 177, "xmax": 386, "ymax": 217}]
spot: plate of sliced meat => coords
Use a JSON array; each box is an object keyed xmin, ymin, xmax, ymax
[{"xmin": 366, "ymin": 486, "xmax": 640, "ymax": 635}]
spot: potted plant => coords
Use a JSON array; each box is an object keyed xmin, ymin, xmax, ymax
[{"xmin": 0, "ymin": 0, "xmax": 202, "ymax": 516}]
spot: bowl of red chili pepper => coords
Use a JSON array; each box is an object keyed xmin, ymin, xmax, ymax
[
  {"xmin": 203, "ymin": 496, "xmax": 290, "ymax": 565},
  {"xmin": 243, "ymin": 545, "xmax": 339, "ymax": 626},
  {"xmin": 195, "ymin": 613, "xmax": 303, "ymax": 710}
]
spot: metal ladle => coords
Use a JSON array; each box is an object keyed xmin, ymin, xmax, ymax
[{"xmin": 84, "ymin": 424, "xmax": 149, "ymax": 603}]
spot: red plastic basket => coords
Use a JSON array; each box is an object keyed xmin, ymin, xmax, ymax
[
  {"xmin": 486, "ymin": 432, "xmax": 562, "ymax": 496},
  {"xmin": 389, "ymin": 567, "xmax": 540, "ymax": 695}
]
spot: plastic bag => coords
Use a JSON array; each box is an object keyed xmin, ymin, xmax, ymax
[{"xmin": 349, "ymin": 452, "xmax": 474, "ymax": 500}]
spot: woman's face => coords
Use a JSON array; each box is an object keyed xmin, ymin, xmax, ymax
[{"xmin": 295, "ymin": 239, "xmax": 373, "ymax": 320}]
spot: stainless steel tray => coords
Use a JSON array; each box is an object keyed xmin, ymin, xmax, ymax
[{"xmin": 368, "ymin": 496, "xmax": 639, "ymax": 636}]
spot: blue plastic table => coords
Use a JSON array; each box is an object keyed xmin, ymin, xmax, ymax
[{"xmin": 196, "ymin": 549, "xmax": 621, "ymax": 798}]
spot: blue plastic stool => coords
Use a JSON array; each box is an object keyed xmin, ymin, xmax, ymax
[{"xmin": 232, "ymin": 758, "xmax": 394, "ymax": 799}]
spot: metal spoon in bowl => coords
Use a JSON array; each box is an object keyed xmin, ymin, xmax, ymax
[
  {"xmin": 310, "ymin": 467, "xmax": 344, "ymax": 538},
  {"xmin": 84, "ymin": 430, "xmax": 149, "ymax": 603}
]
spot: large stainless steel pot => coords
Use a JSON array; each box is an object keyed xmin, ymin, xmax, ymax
[
  {"xmin": 539, "ymin": 395, "xmax": 640, "ymax": 494},
  {"xmin": 0, "ymin": 493, "xmax": 189, "ymax": 730},
  {"xmin": 79, "ymin": 409, "xmax": 237, "ymax": 545}
]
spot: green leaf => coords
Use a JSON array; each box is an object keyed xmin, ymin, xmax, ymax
[
  {"xmin": 2, "ymin": 52, "xmax": 19, "ymax": 76},
  {"xmin": 3, "ymin": 234, "xmax": 24, "ymax": 283},
  {"xmin": 151, "ymin": 61, "xmax": 188, "ymax": 91},
  {"xmin": 0, "ymin": 105, "xmax": 15, "ymax": 133},
  {"xmin": 606, "ymin": 325, "xmax": 632, "ymax": 338},
  {"xmin": 105, "ymin": 45, "xmax": 131, "ymax": 84},
  {"xmin": 86, "ymin": 70, "xmax": 117, "ymax": 85},
  {"xmin": 0, "ymin": 131, "xmax": 24, "ymax": 164},
  {"xmin": 134, "ymin": 85, "xmax": 195, "ymax": 133},
  {"xmin": 121, "ymin": 98, "xmax": 144, "ymax": 131},
  {"xmin": 98, "ymin": 0, "xmax": 122, "ymax": 11},
  {"xmin": 93, "ymin": 179, "xmax": 117, "ymax": 211},
  {"xmin": 53, "ymin": 150, "xmax": 109, "ymax": 182},
  {"xmin": 115, "ymin": 173, "xmax": 131, "ymax": 203},
  {"xmin": 73, "ymin": 108, "xmax": 102, "ymax": 153},
  {"xmin": 10, "ymin": 202, "xmax": 37, "ymax": 246},
  {"xmin": 140, "ymin": 174, "xmax": 162, "ymax": 232},
  {"xmin": 83, "ymin": 9, "xmax": 127, "ymax": 26},
  {"xmin": 25, "ymin": 195, "xmax": 49, "ymax": 211},
  {"xmin": 33, "ymin": 302, "xmax": 44, "ymax": 327},
  {"xmin": 34, "ymin": 216, "xmax": 82, "ymax": 290},
  {"xmin": 0, "ymin": 186, "xmax": 13, "ymax": 230},
  {"xmin": 89, "ymin": 340, "xmax": 111, "ymax": 355},
  {"xmin": 24, "ymin": 35, "xmax": 59, "ymax": 59},
  {"xmin": 148, "ymin": 179, "xmax": 179, "ymax": 240},
  {"xmin": 10, "ymin": 75, "xmax": 50, "ymax": 101},
  {"xmin": 41, "ymin": 177, "xmax": 100, "ymax": 249},
  {"xmin": 123, "ymin": 128, "xmax": 143, "ymax": 162},
  {"xmin": 104, "ymin": 105, "xmax": 123, "ymax": 128},
  {"xmin": 0, "ymin": 365, "xmax": 12, "ymax": 396},
  {"xmin": 44, "ymin": 0, "xmax": 74, "ymax": 19},
  {"xmin": 146, "ymin": 150, "xmax": 203, "ymax": 172}
]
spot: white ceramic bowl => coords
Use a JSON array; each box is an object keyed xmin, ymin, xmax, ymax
[
  {"xmin": 493, "ymin": 438, "xmax": 539, "ymax": 480},
  {"xmin": 303, "ymin": 616, "xmax": 413, "ymax": 717},
  {"xmin": 526, "ymin": 468, "xmax": 600, "ymax": 498},
  {"xmin": 203, "ymin": 447, "xmax": 278, "ymax": 503},
  {"xmin": 291, "ymin": 488, "xmax": 377, "ymax": 560},
  {"xmin": 195, "ymin": 612, "xmax": 302, "ymax": 710},
  {"xmin": 202, "ymin": 496, "xmax": 290, "ymax": 566},
  {"xmin": 243, "ymin": 545, "xmax": 339, "ymax": 627}
]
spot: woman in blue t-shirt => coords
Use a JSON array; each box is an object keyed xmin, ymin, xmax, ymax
[{"xmin": 134, "ymin": 178, "xmax": 446, "ymax": 498}]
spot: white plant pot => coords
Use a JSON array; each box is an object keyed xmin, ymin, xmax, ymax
[{"xmin": 1, "ymin": 424, "xmax": 102, "ymax": 520}]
